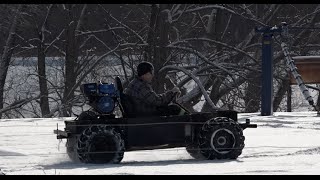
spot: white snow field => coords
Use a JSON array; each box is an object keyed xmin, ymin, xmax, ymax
[{"xmin": 1, "ymin": 111, "xmax": 320, "ymax": 175}]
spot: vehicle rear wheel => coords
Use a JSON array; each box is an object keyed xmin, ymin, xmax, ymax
[
  {"xmin": 198, "ymin": 117, "xmax": 245, "ymax": 160},
  {"xmin": 66, "ymin": 137, "xmax": 80, "ymax": 162},
  {"xmin": 77, "ymin": 125, "xmax": 125, "ymax": 164}
]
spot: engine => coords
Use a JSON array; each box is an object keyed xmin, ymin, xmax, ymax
[{"xmin": 81, "ymin": 82, "xmax": 119, "ymax": 114}]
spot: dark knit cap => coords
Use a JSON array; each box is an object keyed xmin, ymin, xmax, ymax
[{"xmin": 137, "ymin": 61, "xmax": 154, "ymax": 77}]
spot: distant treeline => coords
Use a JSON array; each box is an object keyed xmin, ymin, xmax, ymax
[
  {"xmin": 10, "ymin": 56, "xmax": 124, "ymax": 67},
  {"xmin": 0, "ymin": 4, "xmax": 141, "ymax": 57}
]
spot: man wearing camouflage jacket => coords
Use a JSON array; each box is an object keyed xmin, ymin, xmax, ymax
[{"xmin": 124, "ymin": 61, "xmax": 183, "ymax": 117}]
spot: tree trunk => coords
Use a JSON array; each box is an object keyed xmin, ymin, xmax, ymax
[
  {"xmin": 144, "ymin": 4, "xmax": 158, "ymax": 63},
  {"xmin": 147, "ymin": 4, "xmax": 171, "ymax": 93},
  {"xmin": 62, "ymin": 5, "xmax": 78, "ymax": 117},
  {"xmin": 36, "ymin": 4, "xmax": 54, "ymax": 117},
  {"xmin": 273, "ymin": 78, "xmax": 290, "ymax": 112},
  {"xmin": 244, "ymin": 76, "xmax": 261, "ymax": 112},
  {"xmin": 244, "ymin": 50, "xmax": 262, "ymax": 113},
  {"xmin": 287, "ymin": 84, "xmax": 292, "ymax": 112},
  {"xmin": 62, "ymin": 4, "xmax": 87, "ymax": 117},
  {"xmin": 0, "ymin": 5, "xmax": 21, "ymax": 119},
  {"xmin": 201, "ymin": 9, "xmax": 224, "ymax": 112},
  {"xmin": 37, "ymin": 39, "xmax": 50, "ymax": 117}
]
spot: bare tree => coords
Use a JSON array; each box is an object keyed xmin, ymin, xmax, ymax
[
  {"xmin": 0, "ymin": 4, "xmax": 22, "ymax": 118},
  {"xmin": 2, "ymin": 4, "xmax": 320, "ymax": 118},
  {"xmin": 20, "ymin": 4, "xmax": 56, "ymax": 117},
  {"xmin": 59, "ymin": 4, "xmax": 88, "ymax": 116}
]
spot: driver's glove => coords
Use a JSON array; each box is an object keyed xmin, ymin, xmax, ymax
[{"xmin": 171, "ymin": 86, "xmax": 181, "ymax": 94}]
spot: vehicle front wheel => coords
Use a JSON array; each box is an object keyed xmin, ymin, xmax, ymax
[{"xmin": 198, "ymin": 117, "xmax": 245, "ymax": 160}]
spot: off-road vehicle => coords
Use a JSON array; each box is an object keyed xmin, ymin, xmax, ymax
[{"xmin": 54, "ymin": 77, "xmax": 257, "ymax": 164}]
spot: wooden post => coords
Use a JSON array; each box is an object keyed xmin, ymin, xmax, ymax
[{"xmin": 287, "ymin": 83, "xmax": 292, "ymax": 112}]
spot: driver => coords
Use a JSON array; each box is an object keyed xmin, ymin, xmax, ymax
[{"xmin": 123, "ymin": 61, "xmax": 186, "ymax": 117}]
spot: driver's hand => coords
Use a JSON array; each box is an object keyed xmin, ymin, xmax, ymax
[{"xmin": 171, "ymin": 86, "xmax": 181, "ymax": 94}]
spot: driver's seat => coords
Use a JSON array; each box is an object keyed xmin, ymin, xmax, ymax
[{"xmin": 115, "ymin": 77, "xmax": 136, "ymax": 118}]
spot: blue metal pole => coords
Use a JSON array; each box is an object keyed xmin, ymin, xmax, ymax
[{"xmin": 261, "ymin": 33, "xmax": 273, "ymax": 116}]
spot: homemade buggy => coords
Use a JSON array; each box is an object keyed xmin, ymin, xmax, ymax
[{"xmin": 54, "ymin": 77, "xmax": 257, "ymax": 164}]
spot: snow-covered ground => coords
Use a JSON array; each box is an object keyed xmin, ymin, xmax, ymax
[{"xmin": 1, "ymin": 111, "xmax": 320, "ymax": 175}]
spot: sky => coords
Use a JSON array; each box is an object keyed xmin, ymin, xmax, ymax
[{"xmin": 1, "ymin": 111, "xmax": 320, "ymax": 175}]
